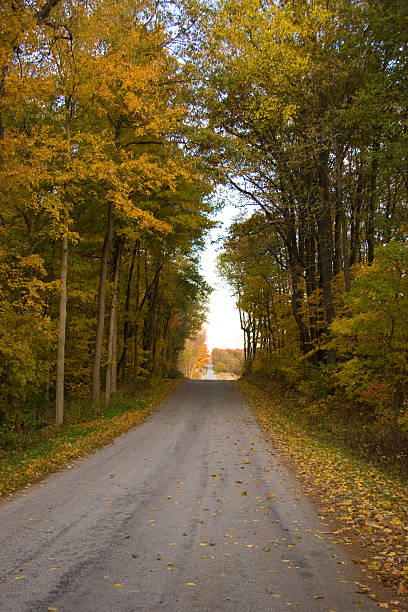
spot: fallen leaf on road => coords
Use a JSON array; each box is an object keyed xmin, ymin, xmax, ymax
[
  {"xmin": 113, "ymin": 584, "xmax": 123, "ymax": 587},
  {"xmin": 185, "ymin": 582, "xmax": 196, "ymax": 586}
]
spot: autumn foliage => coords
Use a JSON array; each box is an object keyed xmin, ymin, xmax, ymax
[
  {"xmin": 0, "ymin": 0, "xmax": 214, "ymax": 439},
  {"xmin": 207, "ymin": 0, "xmax": 408, "ymax": 472},
  {"xmin": 211, "ymin": 348, "xmax": 244, "ymax": 376}
]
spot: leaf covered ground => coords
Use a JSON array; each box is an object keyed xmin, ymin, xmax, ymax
[
  {"xmin": 237, "ymin": 378, "xmax": 408, "ymax": 603},
  {"xmin": 0, "ymin": 380, "xmax": 181, "ymax": 497}
]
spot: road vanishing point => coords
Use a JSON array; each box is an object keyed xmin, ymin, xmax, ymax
[{"xmin": 0, "ymin": 380, "xmax": 379, "ymax": 611}]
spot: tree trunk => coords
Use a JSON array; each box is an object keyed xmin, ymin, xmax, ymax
[
  {"xmin": 55, "ymin": 233, "xmax": 68, "ymax": 425},
  {"xmin": 105, "ymin": 238, "xmax": 122, "ymax": 407},
  {"xmin": 120, "ymin": 243, "xmax": 138, "ymax": 380},
  {"xmin": 142, "ymin": 266, "xmax": 160, "ymax": 375},
  {"xmin": 92, "ymin": 201, "xmax": 114, "ymax": 405},
  {"xmin": 112, "ymin": 309, "xmax": 118, "ymax": 393},
  {"xmin": 133, "ymin": 249, "xmax": 142, "ymax": 382},
  {"xmin": 350, "ymin": 169, "xmax": 363, "ymax": 266},
  {"xmin": 336, "ymin": 146, "xmax": 351, "ymax": 292},
  {"xmin": 317, "ymin": 150, "xmax": 336, "ymax": 364},
  {"xmin": 367, "ymin": 141, "xmax": 379, "ymax": 264},
  {"xmin": 0, "ymin": 66, "xmax": 7, "ymax": 162}
]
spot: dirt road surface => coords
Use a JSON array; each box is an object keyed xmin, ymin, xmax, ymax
[{"xmin": 0, "ymin": 381, "xmax": 379, "ymax": 611}]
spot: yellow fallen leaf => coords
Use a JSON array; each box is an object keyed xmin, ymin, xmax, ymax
[
  {"xmin": 185, "ymin": 582, "xmax": 196, "ymax": 586},
  {"xmin": 200, "ymin": 542, "xmax": 208, "ymax": 546},
  {"xmin": 48, "ymin": 607, "xmax": 58, "ymax": 611},
  {"xmin": 246, "ymin": 544, "xmax": 254, "ymax": 548},
  {"xmin": 113, "ymin": 584, "xmax": 123, "ymax": 588}
]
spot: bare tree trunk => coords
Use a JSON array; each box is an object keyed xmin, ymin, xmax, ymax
[
  {"xmin": 92, "ymin": 201, "xmax": 114, "ymax": 405},
  {"xmin": 132, "ymin": 249, "xmax": 141, "ymax": 382},
  {"xmin": 105, "ymin": 238, "xmax": 122, "ymax": 407},
  {"xmin": 336, "ymin": 146, "xmax": 351, "ymax": 292},
  {"xmin": 317, "ymin": 150, "xmax": 336, "ymax": 365},
  {"xmin": 350, "ymin": 169, "xmax": 363, "ymax": 266},
  {"xmin": 367, "ymin": 141, "xmax": 378, "ymax": 264},
  {"xmin": 133, "ymin": 324, "xmax": 140, "ymax": 381},
  {"xmin": 0, "ymin": 66, "xmax": 7, "ymax": 163},
  {"xmin": 111, "ymin": 297, "xmax": 118, "ymax": 394},
  {"xmin": 120, "ymin": 243, "xmax": 138, "ymax": 380},
  {"xmin": 55, "ymin": 233, "xmax": 68, "ymax": 424}
]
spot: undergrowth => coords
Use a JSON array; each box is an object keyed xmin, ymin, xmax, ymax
[{"xmin": 244, "ymin": 370, "xmax": 408, "ymax": 480}]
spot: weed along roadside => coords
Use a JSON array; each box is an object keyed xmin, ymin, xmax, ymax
[
  {"xmin": 0, "ymin": 380, "xmax": 182, "ymax": 498},
  {"xmin": 237, "ymin": 377, "xmax": 408, "ymax": 603}
]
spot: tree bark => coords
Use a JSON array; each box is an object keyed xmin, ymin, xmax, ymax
[
  {"xmin": 92, "ymin": 201, "xmax": 114, "ymax": 404},
  {"xmin": 120, "ymin": 243, "xmax": 138, "ymax": 380},
  {"xmin": 367, "ymin": 141, "xmax": 379, "ymax": 264},
  {"xmin": 105, "ymin": 238, "xmax": 122, "ymax": 407},
  {"xmin": 317, "ymin": 149, "xmax": 336, "ymax": 364},
  {"xmin": 55, "ymin": 233, "xmax": 68, "ymax": 425},
  {"xmin": 336, "ymin": 146, "xmax": 351, "ymax": 292},
  {"xmin": 350, "ymin": 169, "xmax": 363, "ymax": 266}
]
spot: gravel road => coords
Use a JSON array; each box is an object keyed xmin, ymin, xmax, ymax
[{"xmin": 0, "ymin": 380, "xmax": 379, "ymax": 611}]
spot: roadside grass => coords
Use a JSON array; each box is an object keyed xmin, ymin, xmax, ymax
[
  {"xmin": 0, "ymin": 379, "xmax": 182, "ymax": 497},
  {"xmin": 237, "ymin": 377, "xmax": 408, "ymax": 599}
]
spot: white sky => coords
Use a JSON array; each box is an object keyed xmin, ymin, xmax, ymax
[{"xmin": 200, "ymin": 201, "xmax": 245, "ymax": 352}]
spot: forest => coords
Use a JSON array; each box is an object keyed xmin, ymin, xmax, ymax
[
  {"xmin": 1, "ymin": 0, "xmax": 408, "ymax": 473},
  {"xmin": 0, "ymin": 0, "xmax": 214, "ymax": 442},
  {"xmin": 211, "ymin": 0, "xmax": 408, "ymax": 471},
  {"xmin": 211, "ymin": 348, "xmax": 244, "ymax": 376}
]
